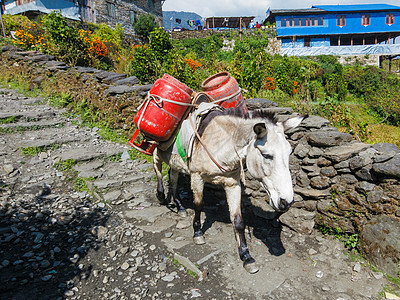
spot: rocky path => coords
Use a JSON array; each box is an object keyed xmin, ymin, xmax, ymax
[{"xmin": 0, "ymin": 87, "xmax": 394, "ymax": 299}]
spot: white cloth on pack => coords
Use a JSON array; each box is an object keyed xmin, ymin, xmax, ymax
[{"xmin": 172, "ymin": 102, "xmax": 221, "ymax": 159}]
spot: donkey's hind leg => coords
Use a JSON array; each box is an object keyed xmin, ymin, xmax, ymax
[
  {"xmin": 191, "ymin": 173, "xmax": 205, "ymax": 245},
  {"xmin": 153, "ymin": 148, "xmax": 167, "ymax": 205},
  {"xmin": 225, "ymin": 183, "xmax": 259, "ymax": 274},
  {"xmin": 168, "ymin": 168, "xmax": 187, "ymax": 217}
]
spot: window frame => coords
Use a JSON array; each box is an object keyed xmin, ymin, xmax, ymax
[
  {"xmin": 386, "ymin": 14, "xmax": 394, "ymax": 25},
  {"xmin": 361, "ymin": 14, "xmax": 370, "ymax": 26},
  {"xmin": 129, "ymin": 10, "xmax": 137, "ymax": 25},
  {"xmin": 280, "ymin": 18, "xmax": 287, "ymax": 27},
  {"xmin": 106, "ymin": 2, "xmax": 116, "ymax": 18},
  {"xmin": 337, "ymin": 15, "xmax": 346, "ymax": 27}
]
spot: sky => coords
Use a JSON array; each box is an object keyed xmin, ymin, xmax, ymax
[{"xmin": 162, "ymin": 0, "xmax": 400, "ymax": 18}]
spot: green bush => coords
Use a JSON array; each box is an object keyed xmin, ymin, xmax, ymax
[
  {"xmin": 2, "ymin": 14, "xmax": 33, "ymax": 35},
  {"xmin": 43, "ymin": 12, "xmax": 89, "ymax": 66},
  {"xmin": 345, "ymin": 65, "xmax": 386, "ymax": 97},
  {"xmin": 161, "ymin": 52, "xmax": 206, "ymax": 90},
  {"xmin": 126, "ymin": 45, "xmax": 160, "ymax": 83},
  {"xmin": 92, "ymin": 23, "xmax": 123, "ymax": 47},
  {"xmin": 133, "ymin": 14, "xmax": 157, "ymax": 42},
  {"xmin": 149, "ymin": 28, "xmax": 172, "ymax": 62}
]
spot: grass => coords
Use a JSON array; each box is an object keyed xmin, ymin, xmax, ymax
[
  {"xmin": 317, "ymin": 223, "xmax": 359, "ymax": 251},
  {"xmin": 170, "ymin": 256, "xmax": 198, "ymax": 278},
  {"xmin": 0, "ymin": 116, "xmax": 17, "ymax": 124},
  {"xmin": 74, "ymin": 176, "xmax": 95, "ymax": 193},
  {"xmin": 369, "ymin": 124, "xmax": 400, "ymax": 148},
  {"xmin": 54, "ymin": 159, "xmax": 77, "ymax": 171},
  {"xmin": 20, "ymin": 144, "xmax": 60, "ymax": 156},
  {"xmin": 107, "ymin": 153, "xmax": 122, "ymax": 162}
]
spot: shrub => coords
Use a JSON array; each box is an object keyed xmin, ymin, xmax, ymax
[
  {"xmin": 160, "ymin": 52, "xmax": 205, "ymax": 90},
  {"xmin": 2, "ymin": 14, "xmax": 33, "ymax": 35},
  {"xmin": 133, "ymin": 14, "xmax": 157, "ymax": 42},
  {"xmin": 43, "ymin": 12, "xmax": 89, "ymax": 66},
  {"xmin": 126, "ymin": 45, "xmax": 160, "ymax": 83},
  {"xmin": 345, "ymin": 65, "xmax": 386, "ymax": 97},
  {"xmin": 149, "ymin": 27, "xmax": 172, "ymax": 62},
  {"xmin": 13, "ymin": 22, "xmax": 46, "ymax": 51}
]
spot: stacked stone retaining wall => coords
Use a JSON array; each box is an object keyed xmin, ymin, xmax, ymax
[{"xmin": 245, "ymin": 99, "xmax": 400, "ymax": 276}]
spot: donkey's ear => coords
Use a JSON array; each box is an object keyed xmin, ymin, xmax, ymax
[
  {"xmin": 253, "ymin": 123, "xmax": 267, "ymax": 139},
  {"xmin": 282, "ymin": 115, "xmax": 308, "ymax": 132}
]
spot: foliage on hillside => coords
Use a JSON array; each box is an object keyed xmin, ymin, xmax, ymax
[{"xmin": 1, "ymin": 13, "xmax": 399, "ymax": 146}]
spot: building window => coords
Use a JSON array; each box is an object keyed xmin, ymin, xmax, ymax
[
  {"xmin": 280, "ymin": 16, "xmax": 323, "ymax": 27},
  {"xmin": 106, "ymin": 2, "xmax": 116, "ymax": 18},
  {"xmin": 361, "ymin": 15, "xmax": 370, "ymax": 26},
  {"xmin": 130, "ymin": 10, "xmax": 137, "ymax": 24},
  {"xmin": 337, "ymin": 15, "xmax": 346, "ymax": 27},
  {"xmin": 386, "ymin": 14, "xmax": 394, "ymax": 25}
]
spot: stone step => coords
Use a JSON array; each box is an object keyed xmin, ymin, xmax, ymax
[
  {"xmin": 0, "ymin": 110, "xmax": 57, "ymax": 121},
  {"xmin": 54, "ymin": 145, "xmax": 128, "ymax": 163},
  {"xmin": 93, "ymin": 173, "xmax": 153, "ymax": 190},
  {"xmin": 0, "ymin": 119, "xmax": 65, "ymax": 132}
]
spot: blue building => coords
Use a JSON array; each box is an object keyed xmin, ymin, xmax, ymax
[
  {"xmin": 265, "ymin": 4, "xmax": 400, "ymax": 56},
  {"xmin": 163, "ymin": 11, "xmax": 203, "ymax": 31}
]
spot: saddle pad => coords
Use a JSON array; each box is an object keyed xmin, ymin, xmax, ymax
[{"xmin": 172, "ymin": 102, "xmax": 222, "ymax": 161}]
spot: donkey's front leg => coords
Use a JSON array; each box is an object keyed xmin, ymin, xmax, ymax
[
  {"xmin": 191, "ymin": 173, "xmax": 205, "ymax": 245},
  {"xmin": 168, "ymin": 168, "xmax": 187, "ymax": 217},
  {"xmin": 225, "ymin": 184, "xmax": 259, "ymax": 274},
  {"xmin": 153, "ymin": 149, "xmax": 166, "ymax": 204}
]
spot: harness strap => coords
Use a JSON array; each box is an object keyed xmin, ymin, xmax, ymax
[
  {"xmin": 189, "ymin": 114, "xmax": 236, "ymax": 173},
  {"xmin": 176, "ymin": 129, "xmax": 187, "ymax": 162}
]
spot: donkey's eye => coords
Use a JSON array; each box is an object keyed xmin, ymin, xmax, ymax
[{"xmin": 262, "ymin": 153, "xmax": 274, "ymax": 160}]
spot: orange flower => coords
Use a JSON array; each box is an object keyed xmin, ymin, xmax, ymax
[
  {"xmin": 264, "ymin": 77, "xmax": 276, "ymax": 90},
  {"xmin": 184, "ymin": 58, "xmax": 202, "ymax": 71},
  {"xmin": 89, "ymin": 37, "xmax": 109, "ymax": 57},
  {"xmin": 293, "ymin": 81, "xmax": 300, "ymax": 95}
]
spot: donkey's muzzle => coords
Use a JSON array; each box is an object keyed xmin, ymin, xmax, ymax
[{"xmin": 278, "ymin": 198, "xmax": 293, "ymax": 212}]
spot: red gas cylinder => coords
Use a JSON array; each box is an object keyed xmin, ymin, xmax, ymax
[
  {"xmin": 201, "ymin": 72, "xmax": 248, "ymax": 116},
  {"xmin": 130, "ymin": 74, "xmax": 193, "ymax": 155}
]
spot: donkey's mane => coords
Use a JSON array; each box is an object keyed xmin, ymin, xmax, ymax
[
  {"xmin": 198, "ymin": 107, "xmax": 278, "ymax": 136},
  {"xmin": 198, "ymin": 106, "xmax": 248, "ymax": 136},
  {"xmin": 250, "ymin": 109, "xmax": 278, "ymax": 124}
]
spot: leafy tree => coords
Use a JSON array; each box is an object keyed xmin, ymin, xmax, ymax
[{"xmin": 133, "ymin": 14, "xmax": 157, "ymax": 42}]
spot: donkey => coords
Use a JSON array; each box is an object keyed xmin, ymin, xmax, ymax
[{"xmin": 153, "ymin": 108, "xmax": 306, "ymax": 273}]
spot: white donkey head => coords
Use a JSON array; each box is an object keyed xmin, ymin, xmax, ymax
[{"xmin": 246, "ymin": 112, "xmax": 306, "ymax": 212}]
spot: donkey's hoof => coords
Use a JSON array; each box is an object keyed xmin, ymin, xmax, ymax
[
  {"xmin": 244, "ymin": 261, "xmax": 259, "ymax": 274},
  {"xmin": 177, "ymin": 210, "xmax": 187, "ymax": 218},
  {"xmin": 193, "ymin": 235, "xmax": 206, "ymax": 245}
]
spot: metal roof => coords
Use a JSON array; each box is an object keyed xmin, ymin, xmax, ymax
[
  {"xmin": 205, "ymin": 17, "xmax": 255, "ymax": 29},
  {"xmin": 313, "ymin": 4, "xmax": 400, "ymax": 12},
  {"xmin": 267, "ymin": 8, "xmax": 324, "ymax": 15}
]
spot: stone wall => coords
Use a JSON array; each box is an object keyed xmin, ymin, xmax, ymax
[
  {"xmin": 245, "ymin": 99, "xmax": 400, "ymax": 276},
  {"xmin": 92, "ymin": 0, "xmax": 163, "ymax": 35},
  {"xmin": 0, "ymin": 46, "xmax": 399, "ymax": 276}
]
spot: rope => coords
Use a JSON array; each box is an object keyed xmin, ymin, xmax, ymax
[
  {"xmin": 189, "ymin": 113, "xmax": 237, "ymax": 173},
  {"xmin": 208, "ymin": 88, "xmax": 242, "ymax": 105}
]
